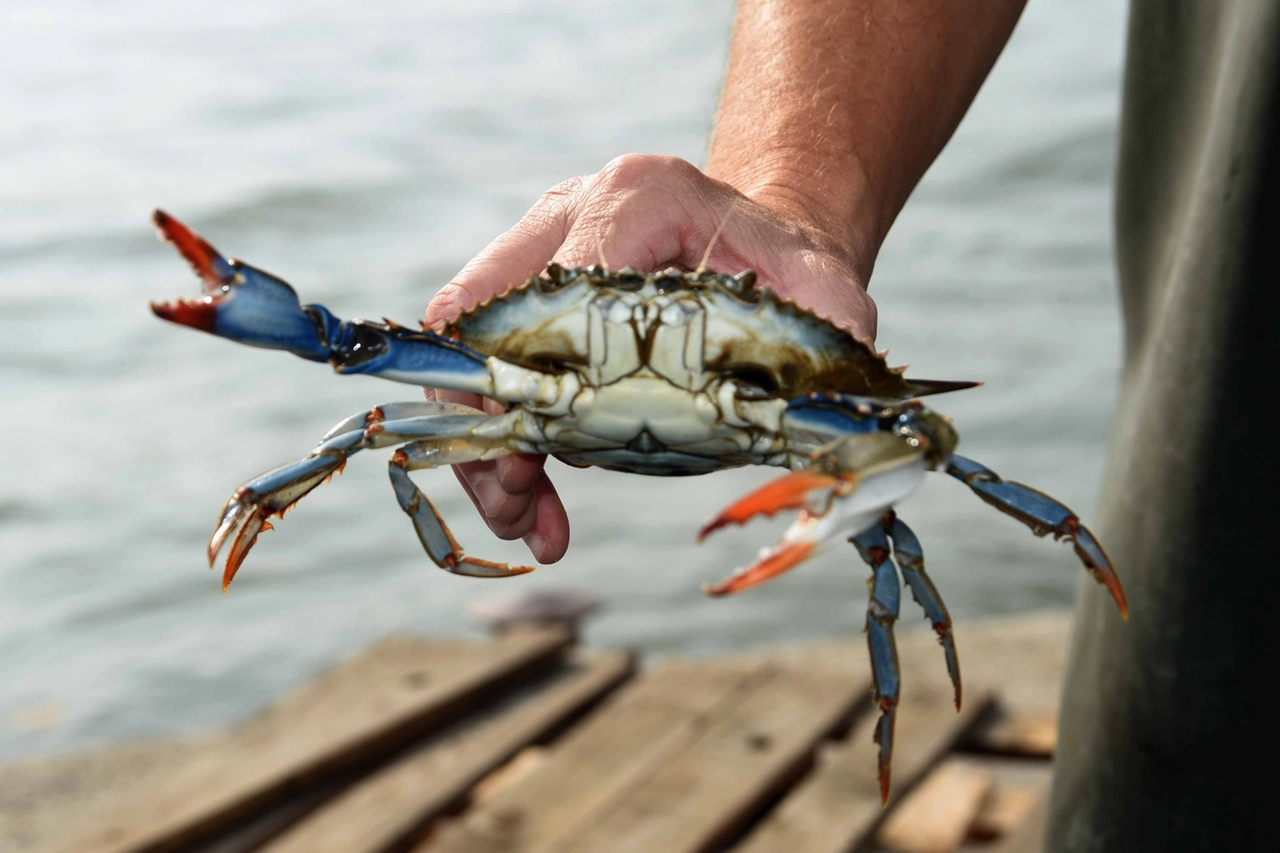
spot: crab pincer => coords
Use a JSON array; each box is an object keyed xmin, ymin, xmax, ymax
[
  {"xmin": 699, "ymin": 433, "xmax": 928, "ymax": 596},
  {"xmin": 150, "ymin": 210, "xmax": 335, "ymax": 360}
]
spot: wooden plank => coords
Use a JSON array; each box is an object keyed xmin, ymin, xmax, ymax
[
  {"xmin": 874, "ymin": 759, "xmax": 993, "ymax": 853},
  {"xmin": 969, "ymin": 784, "xmax": 1046, "ymax": 842},
  {"xmin": 960, "ymin": 705, "xmax": 1057, "ymax": 757},
  {"xmin": 735, "ymin": 686, "xmax": 995, "ymax": 853},
  {"xmin": 988, "ymin": 788, "xmax": 1047, "ymax": 853},
  {"xmin": 548, "ymin": 663, "xmax": 869, "ymax": 853},
  {"xmin": 470, "ymin": 746, "xmax": 547, "ymax": 804},
  {"xmin": 424, "ymin": 658, "xmax": 767, "ymax": 853},
  {"xmin": 42, "ymin": 626, "xmax": 572, "ymax": 853},
  {"xmin": 259, "ymin": 649, "xmax": 634, "ymax": 853}
]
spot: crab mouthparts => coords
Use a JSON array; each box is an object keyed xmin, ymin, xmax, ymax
[{"xmin": 150, "ymin": 295, "xmax": 222, "ymax": 333}]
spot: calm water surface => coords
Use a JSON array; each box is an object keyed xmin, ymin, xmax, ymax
[{"xmin": 0, "ymin": 0, "xmax": 1125, "ymax": 758}]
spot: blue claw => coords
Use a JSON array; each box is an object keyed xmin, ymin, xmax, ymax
[
  {"xmin": 885, "ymin": 513, "xmax": 961, "ymax": 709},
  {"xmin": 851, "ymin": 524, "xmax": 901, "ymax": 805},
  {"xmin": 151, "ymin": 212, "xmax": 495, "ymax": 393},
  {"xmin": 947, "ymin": 454, "xmax": 1128, "ymax": 618},
  {"xmin": 150, "ymin": 210, "xmax": 332, "ymax": 360}
]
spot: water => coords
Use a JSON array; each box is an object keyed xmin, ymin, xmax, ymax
[{"xmin": 0, "ymin": 0, "xmax": 1126, "ymax": 759}]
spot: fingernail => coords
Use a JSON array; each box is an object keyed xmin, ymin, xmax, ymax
[{"xmin": 472, "ymin": 476, "xmax": 505, "ymax": 518}]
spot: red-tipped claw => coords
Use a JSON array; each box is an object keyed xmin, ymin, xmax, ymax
[
  {"xmin": 152, "ymin": 209, "xmax": 234, "ymax": 290},
  {"xmin": 150, "ymin": 296, "xmax": 220, "ymax": 332},
  {"xmin": 150, "ymin": 209, "xmax": 236, "ymax": 334},
  {"xmin": 703, "ymin": 540, "xmax": 817, "ymax": 596},
  {"xmin": 697, "ymin": 471, "xmax": 845, "ymax": 542}
]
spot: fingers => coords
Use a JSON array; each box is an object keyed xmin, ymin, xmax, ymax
[
  {"xmin": 423, "ymin": 176, "xmax": 588, "ymax": 330},
  {"xmin": 523, "ymin": 471, "xmax": 570, "ymax": 563},
  {"xmin": 458, "ymin": 455, "xmax": 545, "ymax": 529},
  {"xmin": 448, "ymin": 457, "xmax": 569, "ymax": 562},
  {"xmin": 554, "ymin": 154, "xmax": 712, "ymax": 269},
  {"xmin": 768, "ymin": 266, "xmax": 879, "ymax": 344}
]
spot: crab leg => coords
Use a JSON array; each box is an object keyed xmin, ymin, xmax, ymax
[
  {"xmin": 701, "ymin": 433, "xmax": 926, "ymax": 596},
  {"xmin": 884, "ymin": 512, "xmax": 961, "ymax": 710},
  {"xmin": 212, "ymin": 427, "xmax": 364, "ymax": 591},
  {"xmin": 850, "ymin": 522, "xmax": 902, "ymax": 805},
  {"xmin": 947, "ymin": 455, "xmax": 1128, "ymax": 619},
  {"xmin": 210, "ymin": 402, "xmax": 501, "ymax": 589},
  {"xmin": 389, "ymin": 441, "xmax": 532, "ymax": 578}
]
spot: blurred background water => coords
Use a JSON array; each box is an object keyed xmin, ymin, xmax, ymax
[{"xmin": 0, "ymin": 0, "xmax": 1125, "ymax": 759}]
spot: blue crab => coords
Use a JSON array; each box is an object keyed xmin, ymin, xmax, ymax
[{"xmin": 149, "ymin": 211, "xmax": 1127, "ymax": 800}]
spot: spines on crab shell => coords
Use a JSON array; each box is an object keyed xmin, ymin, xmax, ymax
[
  {"xmin": 441, "ymin": 268, "xmax": 598, "ymax": 369},
  {"xmin": 700, "ymin": 281, "xmax": 977, "ymax": 399},
  {"xmin": 697, "ymin": 281, "xmax": 924, "ymax": 399},
  {"xmin": 441, "ymin": 263, "xmax": 972, "ymax": 400}
]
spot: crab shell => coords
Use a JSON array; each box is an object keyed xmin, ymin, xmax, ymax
[{"xmin": 444, "ymin": 263, "xmax": 918, "ymax": 401}]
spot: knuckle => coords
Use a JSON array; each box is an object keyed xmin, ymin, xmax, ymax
[
  {"xmin": 542, "ymin": 175, "xmax": 586, "ymax": 200},
  {"xmin": 535, "ymin": 175, "xmax": 586, "ymax": 212},
  {"xmin": 490, "ymin": 500, "xmax": 536, "ymax": 539},
  {"xmin": 596, "ymin": 153, "xmax": 696, "ymax": 191}
]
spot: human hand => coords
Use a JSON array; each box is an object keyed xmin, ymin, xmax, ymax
[{"xmin": 422, "ymin": 154, "xmax": 880, "ymax": 565}]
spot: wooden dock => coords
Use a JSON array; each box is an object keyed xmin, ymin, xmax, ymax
[{"xmin": 3, "ymin": 613, "xmax": 1069, "ymax": 853}]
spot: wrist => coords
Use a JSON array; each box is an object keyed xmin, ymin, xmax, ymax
[{"xmin": 706, "ymin": 146, "xmax": 882, "ymax": 286}]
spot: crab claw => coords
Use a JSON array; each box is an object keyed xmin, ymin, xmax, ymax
[
  {"xmin": 152, "ymin": 209, "xmax": 236, "ymax": 289},
  {"xmin": 702, "ymin": 451, "xmax": 927, "ymax": 596},
  {"xmin": 150, "ymin": 210, "xmax": 333, "ymax": 360},
  {"xmin": 704, "ymin": 540, "xmax": 817, "ymax": 596},
  {"xmin": 697, "ymin": 471, "xmax": 845, "ymax": 542}
]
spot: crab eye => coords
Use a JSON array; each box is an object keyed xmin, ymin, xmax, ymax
[
  {"xmin": 727, "ymin": 366, "xmax": 779, "ymax": 400},
  {"xmin": 526, "ymin": 353, "xmax": 585, "ymax": 374},
  {"xmin": 332, "ymin": 323, "xmax": 389, "ymax": 368}
]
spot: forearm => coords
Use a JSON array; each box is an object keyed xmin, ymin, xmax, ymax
[{"xmin": 707, "ymin": 0, "xmax": 1026, "ymax": 280}]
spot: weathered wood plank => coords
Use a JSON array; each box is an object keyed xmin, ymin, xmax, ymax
[
  {"xmin": 259, "ymin": 649, "xmax": 634, "ymax": 853},
  {"xmin": 470, "ymin": 746, "xmax": 546, "ymax": 804},
  {"xmin": 549, "ymin": 663, "xmax": 869, "ymax": 853},
  {"xmin": 988, "ymin": 788, "xmax": 1047, "ymax": 853},
  {"xmin": 961, "ymin": 705, "xmax": 1057, "ymax": 757},
  {"xmin": 41, "ymin": 626, "xmax": 572, "ymax": 853},
  {"xmin": 874, "ymin": 759, "xmax": 994, "ymax": 853},
  {"xmin": 969, "ymin": 784, "xmax": 1046, "ymax": 842},
  {"xmin": 424, "ymin": 658, "xmax": 766, "ymax": 853},
  {"xmin": 735, "ymin": 685, "xmax": 994, "ymax": 853}
]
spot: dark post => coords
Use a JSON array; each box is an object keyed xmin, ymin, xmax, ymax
[{"xmin": 1046, "ymin": 3, "xmax": 1280, "ymax": 850}]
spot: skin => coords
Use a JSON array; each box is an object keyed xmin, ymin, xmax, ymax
[{"xmin": 422, "ymin": 0, "xmax": 1028, "ymax": 563}]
